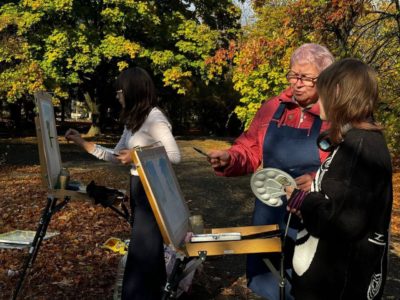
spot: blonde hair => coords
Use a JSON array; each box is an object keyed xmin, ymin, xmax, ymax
[
  {"xmin": 290, "ymin": 43, "xmax": 334, "ymax": 72},
  {"xmin": 317, "ymin": 58, "xmax": 381, "ymax": 144}
]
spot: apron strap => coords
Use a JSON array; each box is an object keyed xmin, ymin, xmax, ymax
[
  {"xmin": 271, "ymin": 102, "xmax": 286, "ymax": 121},
  {"xmin": 309, "ymin": 112, "xmax": 322, "ymax": 137}
]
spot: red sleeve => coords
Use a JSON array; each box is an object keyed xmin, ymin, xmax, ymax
[{"xmin": 214, "ymin": 97, "xmax": 279, "ymax": 177}]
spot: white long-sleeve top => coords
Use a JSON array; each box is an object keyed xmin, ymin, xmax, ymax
[{"xmin": 90, "ymin": 107, "xmax": 181, "ymax": 175}]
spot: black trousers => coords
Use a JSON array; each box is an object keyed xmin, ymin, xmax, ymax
[{"xmin": 121, "ymin": 175, "xmax": 166, "ymax": 300}]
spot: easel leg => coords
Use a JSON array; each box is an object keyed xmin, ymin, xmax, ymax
[
  {"xmin": 279, "ymin": 252, "xmax": 285, "ymax": 300},
  {"xmin": 162, "ymin": 251, "xmax": 207, "ymax": 300},
  {"xmin": 162, "ymin": 256, "xmax": 187, "ymax": 300},
  {"xmin": 262, "ymin": 257, "xmax": 286, "ymax": 300},
  {"xmin": 261, "ymin": 214, "xmax": 293, "ymax": 300},
  {"xmin": 12, "ymin": 195, "xmax": 69, "ymax": 300},
  {"xmin": 105, "ymin": 203, "xmax": 131, "ymax": 224}
]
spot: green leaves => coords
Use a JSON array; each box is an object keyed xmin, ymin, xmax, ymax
[
  {"xmin": 203, "ymin": 0, "xmax": 400, "ymax": 155},
  {"xmin": 163, "ymin": 66, "xmax": 193, "ymax": 95},
  {"xmin": 0, "ymin": 0, "xmax": 239, "ymax": 104},
  {"xmin": 0, "ymin": 61, "xmax": 44, "ymax": 102},
  {"xmin": 98, "ymin": 35, "xmax": 141, "ymax": 61}
]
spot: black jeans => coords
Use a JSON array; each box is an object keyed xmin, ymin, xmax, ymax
[{"xmin": 121, "ymin": 175, "xmax": 166, "ymax": 300}]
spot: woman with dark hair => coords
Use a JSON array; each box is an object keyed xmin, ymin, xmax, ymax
[
  {"xmin": 286, "ymin": 58, "xmax": 393, "ymax": 299},
  {"xmin": 66, "ymin": 67, "xmax": 181, "ymax": 299}
]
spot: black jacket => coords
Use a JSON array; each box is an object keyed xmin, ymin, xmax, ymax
[{"xmin": 292, "ymin": 128, "xmax": 393, "ymax": 300}]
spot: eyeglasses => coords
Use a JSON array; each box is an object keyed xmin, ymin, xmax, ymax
[{"xmin": 286, "ymin": 72, "xmax": 318, "ymax": 87}]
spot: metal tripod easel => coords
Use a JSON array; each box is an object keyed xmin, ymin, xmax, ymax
[
  {"xmin": 161, "ymin": 251, "xmax": 207, "ymax": 300},
  {"xmin": 12, "ymin": 195, "xmax": 69, "ymax": 300},
  {"xmin": 11, "ymin": 192, "xmax": 130, "ymax": 300},
  {"xmin": 262, "ymin": 213, "xmax": 293, "ymax": 300}
]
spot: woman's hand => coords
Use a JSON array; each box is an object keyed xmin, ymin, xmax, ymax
[
  {"xmin": 295, "ymin": 173, "xmax": 313, "ymax": 191},
  {"xmin": 115, "ymin": 149, "xmax": 132, "ymax": 165},
  {"xmin": 65, "ymin": 128, "xmax": 95, "ymax": 153},
  {"xmin": 285, "ymin": 185, "xmax": 295, "ymax": 198},
  {"xmin": 65, "ymin": 128, "xmax": 83, "ymax": 145},
  {"xmin": 288, "ymin": 208, "xmax": 302, "ymax": 219},
  {"xmin": 285, "ymin": 185, "xmax": 303, "ymax": 219},
  {"xmin": 208, "ymin": 150, "xmax": 231, "ymax": 168}
]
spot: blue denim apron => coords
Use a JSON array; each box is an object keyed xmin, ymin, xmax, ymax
[{"xmin": 247, "ymin": 102, "xmax": 322, "ymax": 300}]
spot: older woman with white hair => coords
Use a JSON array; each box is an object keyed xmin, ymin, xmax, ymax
[{"xmin": 207, "ymin": 43, "xmax": 335, "ymax": 300}]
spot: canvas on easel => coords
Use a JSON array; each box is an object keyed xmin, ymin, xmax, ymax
[
  {"xmin": 132, "ymin": 146, "xmax": 191, "ymax": 248},
  {"xmin": 13, "ymin": 91, "xmax": 77, "ymax": 300},
  {"xmin": 132, "ymin": 146, "xmax": 282, "ymax": 257},
  {"xmin": 34, "ymin": 91, "xmax": 88, "ymax": 199},
  {"xmin": 132, "ymin": 146, "xmax": 285, "ymax": 299},
  {"xmin": 34, "ymin": 91, "xmax": 62, "ymax": 190}
]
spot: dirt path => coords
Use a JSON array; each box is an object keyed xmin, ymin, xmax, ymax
[{"xmin": 0, "ymin": 136, "xmax": 399, "ymax": 299}]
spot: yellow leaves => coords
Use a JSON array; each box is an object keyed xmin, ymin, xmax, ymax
[
  {"xmin": 0, "ymin": 35, "xmax": 29, "ymax": 63},
  {"xmin": 53, "ymin": 86, "xmax": 68, "ymax": 100},
  {"xmin": 117, "ymin": 61, "xmax": 129, "ymax": 71},
  {"xmin": 99, "ymin": 35, "xmax": 141, "ymax": 60},
  {"xmin": 102, "ymin": 0, "xmax": 160, "ymax": 25},
  {"xmin": 21, "ymin": 0, "xmax": 43, "ymax": 10},
  {"xmin": 53, "ymin": 0, "xmax": 74, "ymax": 12},
  {"xmin": 0, "ymin": 4, "xmax": 18, "ymax": 31},
  {"xmin": 175, "ymin": 20, "xmax": 220, "ymax": 55},
  {"xmin": 163, "ymin": 66, "xmax": 192, "ymax": 95},
  {"xmin": 150, "ymin": 50, "xmax": 175, "ymax": 67},
  {"xmin": 0, "ymin": 59, "xmax": 44, "ymax": 102},
  {"xmin": 230, "ymin": 4, "xmax": 296, "ymax": 126},
  {"xmin": 125, "ymin": 42, "xmax": 141, "ymax": 59},
  {"xmin": 46, "ymin": 49, "xmax": 62, "ymax": 63},
  {"xmin": 22, "ymin": 0, "xmax": 73, "ymax": 12},
  {"xmin": 45, "ymin": 31, "xmax": 70, "ymax": 69},
  {"xmin": 135, "ymin": 1, "xmax": 149, "ymax": 14},
  {"xmin": 101, "ymin": 7, "xmax": 124, "ymax": 22}
]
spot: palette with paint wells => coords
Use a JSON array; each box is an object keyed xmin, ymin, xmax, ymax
[{"xmin": 250, "ymin": 168, "xmax": 297, "ymax": 207}]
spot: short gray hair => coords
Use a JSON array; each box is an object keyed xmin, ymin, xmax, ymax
[{"xmin": 290, "ymin": 43, "xmax": 334, "ymax": 72}]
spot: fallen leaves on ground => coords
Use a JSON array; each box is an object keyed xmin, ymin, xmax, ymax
[
  {"xmin": 0, "ymin": 137, "xmax": 399, "ymax": 300},
  {"xmin": 0, "ymin": 165, "xmax": 130, "ymax": 300}
]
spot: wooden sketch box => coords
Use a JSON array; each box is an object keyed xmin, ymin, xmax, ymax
[{"xmin": 131, "ymin": 146, "xmax": 282, "ymax": 257}]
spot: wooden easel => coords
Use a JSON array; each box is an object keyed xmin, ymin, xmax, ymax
[
  {"xmin": 12, "ymin": 92, "xmax": 86, "ymax": 299},
  {"xmin": 12, "ymin": 92, "xmax": 128, "ymax": 300},
  {"xmin": 132, "ymin": 146, "xmax": 285, "ymax": 299}
]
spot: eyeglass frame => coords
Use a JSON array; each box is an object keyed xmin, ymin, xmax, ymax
[{"xmin": 286, "ymin": 71, "xmax": 318, "ymax": 87}]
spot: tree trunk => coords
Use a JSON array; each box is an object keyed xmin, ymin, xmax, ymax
[{"xmin": 83, "ymin": 92, "xmax": 101, "ymax": 137}]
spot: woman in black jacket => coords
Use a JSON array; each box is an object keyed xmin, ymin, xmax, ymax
[{"xmin": 286, "ymin": 58, "xmax": 393, "ymax": 300}]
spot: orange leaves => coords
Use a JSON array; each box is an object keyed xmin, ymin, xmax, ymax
[
  {"xmin": 206, "ymin": 40, "xmax": 237, "ymax": 66},
  {"xmin": 235, "ymin": 37, "xmax": 287, "ymax": 75},
  {"xmin": 392, "ymin": 172, "xmax": 400, "ymax": 237}
]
